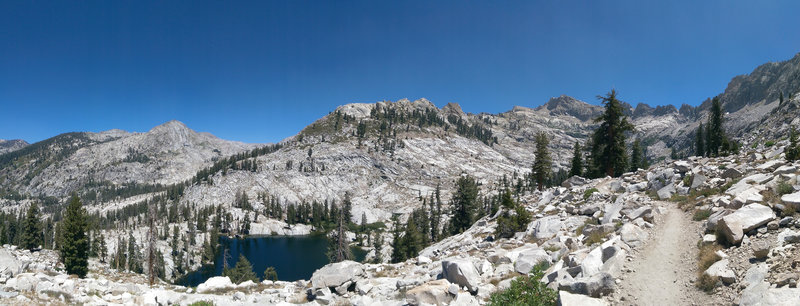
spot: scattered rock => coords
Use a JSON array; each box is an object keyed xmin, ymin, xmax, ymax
[
  {"xmin": 442, "ymin": 259, "xmax": 481, "ymax": 293},
  {"xmin": 311, "ymin": 261, "xmax": 366, "ymax": 291},
  {"xmin": 704, "ymin": 259, "xmax": 736, "ymax": 285},
  {"xmin": 718, "ymin": 204, "xmax": 776, "ymax": 245},
  {"xmin": 558, "ymin": 290, "xmax": 609, "ymax": 306}
]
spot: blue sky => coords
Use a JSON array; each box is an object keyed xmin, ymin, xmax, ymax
[{"xmin": 1, "ymin": 1, "xmax": 799, "ymax": 144}]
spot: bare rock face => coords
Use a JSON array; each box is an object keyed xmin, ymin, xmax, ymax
[
  {"xmin": 0, "ymin": 139, "xmax": 28, "ymax": 154},
  {"xmin": 441, "ymin": 259, "xmax": 481, "ymax": 293},
  {"xmin": 405, "ymin": 279, "xmax": 454, "ymax": 305},
  {"xmin": 311, "ymin": 261, "xmax": 366, "ymax": 290},
  {"xmin": 718, "ymin": 204, "xmax": 776, "ymax": 245}
]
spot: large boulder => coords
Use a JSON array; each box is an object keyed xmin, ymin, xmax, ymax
[
  {"xmin": 442, "ymin": 259, "xmax": 481, "ymax": 293},
  {"xmin": 405, "ymin": 279, "xmax": 454, "ymax": 305},
  {"xmin": 0, "ymin": 249, "xmax": 22, "ymax": 277},
  {"xmin": 514, "ymin": 248, "xmax": 550, "ymax": 275},
  {"xmin": 558, "ymin": 272, "xmax": 615, "ymax": 298},
  {"xmin": 529, "ymin": 216, "xmax": 563, "ymax": 240},
  {"xmin": 619, "ymin": 224, "xmax": 648, "ymax": 248},
  {"xmin": 718, "ymin": 204, "xmax": 776, "ymax": 245},
  {"xmin": 691, "ymin": 173, "xmax": 707, "ymax": 189},
  {"xmin": 579, "ymin": 247, "xmax": 604, "ymax": 277},
  {"xmin": 562, "ymin": 176, "xmax": 589, "ymax": 188},
  {"xmin": 196, "ymin": 277, "xmax": 234, "ymax": 293},
  {"xmin": 657, "ymin": 183, "xmax": 676, "ymax": 200},
  {"xmin": 704, "ymin": 259, "xmax": 736, "ymax": 284},
  {"xmin": 311, "ymin": 260, "xmax": 366, "ymax": 290},
  {"xmin": 559, "ymin": 291, "xmax": 609, "ymax": 306},
  {"xmin": 781, "ymin": 191, "xmax": 800, "ymax": 209},
  {"xmin": 721, "ymin": 167, "xmax": 743, "ymax": 179}
]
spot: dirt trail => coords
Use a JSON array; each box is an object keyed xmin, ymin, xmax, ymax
[{"xmin": 615, "ymin": 202, "xmax": 711, "ymax": 306}]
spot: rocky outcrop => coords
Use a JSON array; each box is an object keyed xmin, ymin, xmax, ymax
[{"xmin": 718, "ymin": 204, "xmax": 776, "ymax": 245}]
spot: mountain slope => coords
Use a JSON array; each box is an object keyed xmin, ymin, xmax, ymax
[
  {"xmin": 0, "ymin": 139, "xmax": 28, "ymax": 155},
  {"xmin": 0, "ymin": 120, "xmax": 257, "ymax": 198}
]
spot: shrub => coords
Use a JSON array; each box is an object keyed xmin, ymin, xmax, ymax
[
  {"xmin": 683, "ymin": 175, "xmax": 693, "ymax": 187},
  {"xmin": 584, "ymin": 231, "xmax": 605, "ymax": 246},
  {"xmin": 692, "ymin": 209, "xmax": 711, "ymax": 221},
  {"xmin": 583, "ymin": 188, "xmax": 599, "ymax": 200},
  {"xmin": 696, "ymin": 273, "xmax": 719, "ymax": 292},
  {"xmin": 777, "ymin": 181, "xmax": 794, "ymax": 196},
  {"xmin": 188, "ymin": 301, "xmax": 215, "ymax": 306},
  {"xmin": 487, "ymin": 262, "xmax": 557, "ymax": 306},
  {"xmin": 765, "ymin": 140, "xmax": 775, "ymax": 147}
]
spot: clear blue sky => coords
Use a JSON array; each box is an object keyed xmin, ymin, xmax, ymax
[{"xmin": 2, "ymin": 1, "xmax": 799, "ymax": 144}]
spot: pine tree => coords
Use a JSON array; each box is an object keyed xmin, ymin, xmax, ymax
[
  {"xmin": 494, "ymin": 189, "xmax": 531, "ymax": 239},
  {"xmin": 569, "ymin": 142, "xmax": 583, "ymax": 177},
  {"xmin": 98, "ymin": 234, "xmax": 108, "ymax": 263},
  {"xmin": 21, "ymin": 202, "xmax": 43, "ymax": 251},
  {"xmin": 390, "ymin": 216, "xmax": 405, "ymax": 263},
  {"xmin": 401, "ymin": 213, "xmax": 423, "ymax": 259},
  {"xmin": 224, "ymin": 255, "xmax": 258, "ymax": 284},
  {"xmin": 532, "ymin": 132, "xmax": 551, "ymax": 190},
  {"xmin": 786, "ymin": 126, "xmax": 800, "ymax": 161},
  {"xmin": 780, "ymin": 91, "xmax": 785, "ymax": 106},
  {"xmin": 61, "ymin": 194, "xmax": 89, "ymax": 278},
  {"xmin": 263, "ymin": 266, "xmax": 278, "ymax": 281},
  {"xmin": 327, "ymin": 204, "xmax": 352, "ymax": 263},
  {"xmin": 707, "ymin": 97, "xmax": 725, "ymax": 156},
  {"xmin": 695, "ymin": 122, "xmax": 705, "ymax": 157},
  {"xmin": 373, "ymin": 232, "xmax": 384, "ymax": 263},
  {"xmin": 342, "ymin": 192, "xmax": 353, "ymax": 225},
  {"xmin": 630, "ymin": 138, "xmax": 643, "ymax": 172},
  {"xmin": 147, "ymin": 203, "xmax": 157, "ymax": 286},
  {"xmin": 590, "ymin": 89, "xmax": 635, "ymax": 177},
  {"xmin": 450, "ymin": 175, "xmax": 479, "ymax": 235}
]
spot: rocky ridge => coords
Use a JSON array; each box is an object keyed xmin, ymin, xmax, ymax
[
  {"xmin": 0, "ymin": 139, "xmax": 28, "ymax": 155},
  {"xmin": 3, "ymin": 142, "xmax": 799, "ymax": 305}
]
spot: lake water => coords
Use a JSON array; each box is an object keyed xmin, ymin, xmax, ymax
[{"xmin": 177, "ymin": 235, "xmax": 366, "ymax": 287}]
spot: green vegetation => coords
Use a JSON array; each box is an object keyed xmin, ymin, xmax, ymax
[
  {"xmin": 695, "ymin": 122, "xmax": 705, "ymax": 156},
  {"xmin": 487, "ymin": 262, "xmax": 557, "ymax": 306},
  {"xmin": 692, "ymin": 209, "xmax": 711, "ymax": 221},
  {"xmin": 589, "ymin": 89, "xmax": 635, "ymax": 178},
  {"xmin": 61, "ymin": 194, "xmax": 89, "ymax": 278},
  {"xmin": 327, "ymin": 200, "xmax": 353, "ymax": 263},
  {"xmin": 786, "ymin": 126, "xmax": 800, "ymax": 161},
  {"xmin": 263, "ymin": 266, "xmax": 278, "ymax": 281},
  {"xmin": 223, "ymin": 255, "xmax": 259, "ymax": 284},
  {"xmin": 583, "ymin": 188, "xmax": 599, "ymax": 200},
  {"xmin": 569, "ymin": 141, "xmax": 583, "ymax": 177},
  {"xmin": 188, "ymin": 301, "xmax": 215, "ymax": 306},
  {"xmin": 765, "ymin": 140, "xmax": 775, "ymax": 147},
  {"xmin": 630, "ymin": 138, "xmax": 646, "ymax": 171},
  {"xmin": 495, "ymin": 189, "xmax": 532, "ymax": 238},
  {"xmin": 449, "ymin": 175, "xmax": 480, "ymax": 235},
  {"xmin": 21, "ymin": 202, "xmax": 43, "ymax": 251},
  {"xmin": 531, "ymin": 132, "xmax": 551, "ymax": 191}
]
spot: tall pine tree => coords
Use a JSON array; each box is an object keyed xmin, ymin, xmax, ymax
[
  {"xmin": 21, "ymin": 202, "xmax": 43, "ymax": 251},
  {"xmin": 707, "ymin": 97, "xmax": 724, "ymax": 156},
  {"xmin": 590, "ymin": 90, "xmax": 635, "ymax": 177},
  {"xmin": 569, "ymin": 142, "xmax": 583, "ymax": 177},
  {"xmin": 449, "ymin": 175, "xmax": 479, "ymax": 235},
  {"xmin": 532, "ymin": 132, "xmax": 551, "ymax": 190},
  {"xmin": 630, "ymin": 138, "xmax": 643, "ymax": 172},
  {"xmin": 61, "ymin": 195, "xmax": 89, "ymax": 278},
  {"xmin": 695, "ymin": 122, "xmax": 705, "ymax": 156}
]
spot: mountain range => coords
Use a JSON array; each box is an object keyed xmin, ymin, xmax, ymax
[{"xmin": 1, "ymin": 52, "xmax": 800, "ymax": 223}]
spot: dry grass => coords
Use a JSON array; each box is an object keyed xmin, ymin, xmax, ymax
[
  {"xmin": 584, "ymin": 231, "xmax": 605, "ymax": 246},
  {"xmin": 696, "ymin": 243, "xmax": 723, "ymax": 292}
]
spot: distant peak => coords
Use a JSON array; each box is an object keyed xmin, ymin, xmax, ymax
[
  {"xmin": 148, "ymin": 120, "xmax": 192, "ymax": 134},
  {"xmin": 537, "ymin": 95, "xmax": 601, "ymax": 121},
  {"xmin": 442, "ymin": 102, "xmax": 464, "ymax": 114}
]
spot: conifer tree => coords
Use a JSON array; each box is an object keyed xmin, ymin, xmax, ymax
[
  {"xmin": 224, "ymin": 255, "xmax": 258, "ymax": 284},
  {"xmin": 373, "ymin": 232, "xmax": 384, "ymax": 263},
  {"xmin": 569, "ymin": 142, "xmax": 583, "ymax": 177},
  {"xmin": 327, "ymin": 203, "xmax": 352, "ymax": 263},
  {"xmin": 707, "ymin": 97, "xmax": 725, "ymax": 156},
  {"xmin": 532, "ymin": 132, "xmax": 551, "ymax": 190},
  {"xmin": 450, "ymin": 175, "xmax": 479, "ymax": 235},
  {"xmin": 630, "ymin": 138, "xmax": 643, "ymax": 172},
  {"xmin": 780, "ymin": 91, "xmax": 785, "ymax": 106},
  {"xmin": 786, "ymin": 126, "xmax": 800, "ymax": 161},
  {"xmin": 390, "ymin": 216, "xmax": 405, "ymax": 263},
  {"xmin": 494, "ymin": 189, "xmax": 531, "ymax": 238},
  {"xmin": 695, "ymin": 123, "xmax": 705, "ymax": 157},
  {"xmin": 590, "ymin": 90, "xmax": 635, "ymax": 177},
  {"xmin": 263, "ymin": 266, "xmax": 278, "ymax": 281},
  {"xmin": 61, "ymin": 195, "xmax": 89, "ymax": 278},
  {"xmin": 21, "ymin": 202, "xmax": 42, "ymax": 251}
]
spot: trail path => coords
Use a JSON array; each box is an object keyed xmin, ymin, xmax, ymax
[{"xmin": 615, "ymin": 202, "xmax": 712, "ymax": 306}]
